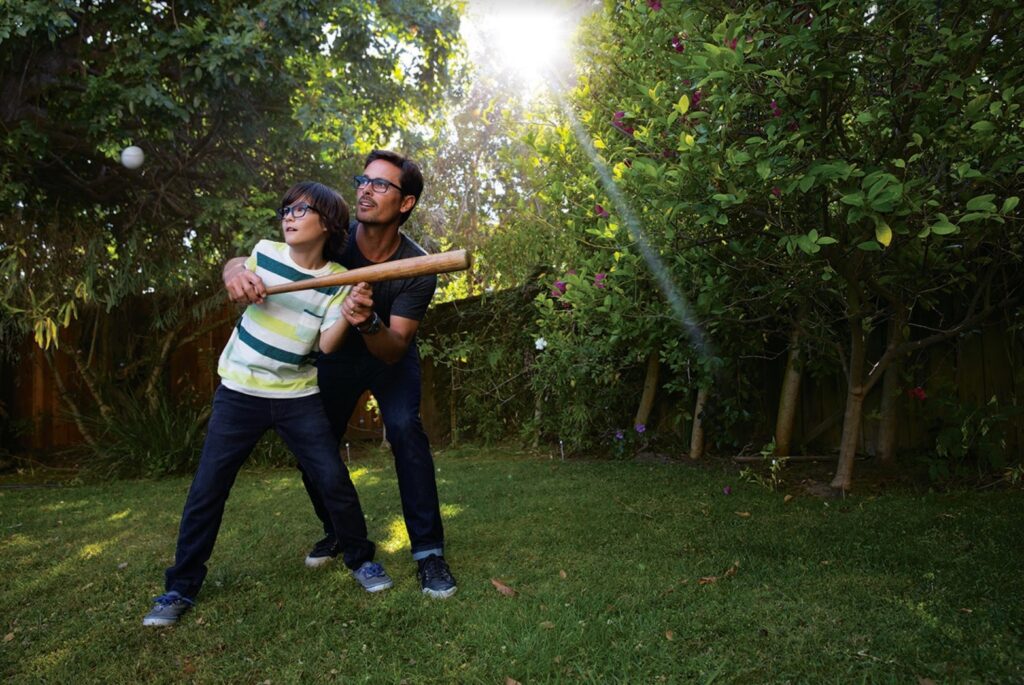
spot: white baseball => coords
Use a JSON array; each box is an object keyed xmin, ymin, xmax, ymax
[{"xmin": 121, "ymin": 146, "xmax": 145, "ymax": 169}]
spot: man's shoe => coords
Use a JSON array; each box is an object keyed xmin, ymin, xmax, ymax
[
  {"xmin": 352, "ymin": 561, "xmax": 394, "ymax": 593},
  {"xmin": 142, "ymin": 591, "xmax": 194, "ymax": 627},
  {"xmin": 305, "ymin": 535, "xmax": 340, "ymax": 568},
  {"xmin": 417, "ymin": 555, "xmax": 457, "ymax": 599}
]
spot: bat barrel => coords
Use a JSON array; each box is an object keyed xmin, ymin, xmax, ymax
[{"xmin": 264, "ymin": 249, "xmax": 471, "ymax": 295}]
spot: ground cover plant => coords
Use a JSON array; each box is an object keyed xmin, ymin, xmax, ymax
[{"xmin": 2, "ymin": 448, "xmax": 1022, "ymax": 683}]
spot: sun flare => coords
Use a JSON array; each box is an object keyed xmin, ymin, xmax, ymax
[{"xmin": 462, "ymin": 5, "xmax": 578, "ymax": 96}]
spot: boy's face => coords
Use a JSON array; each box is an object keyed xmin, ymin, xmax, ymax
[
  {"xmin": 356, "ymin": 159, "xmax": 416, "ymax": 226},
  {"xmin": 280, "ymin": 195, "xmax": 326, "ymax": 249}
]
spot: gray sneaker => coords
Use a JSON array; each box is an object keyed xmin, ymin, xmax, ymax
[
  {"xmin": 351, "ymin": 561, "xmax": 393, "ymax": 593},
  {"xmin": 142, "ymin": 591, "xmax": 194, "ymax": 627}
]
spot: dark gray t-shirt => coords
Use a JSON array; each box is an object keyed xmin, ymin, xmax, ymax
[{"xmin": 325, "ymin": 226, "xmax": 437, "ymax": 360}]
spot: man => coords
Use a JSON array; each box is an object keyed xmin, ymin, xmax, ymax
[{"xmin": 223, "ymin": 150, "xmax": 456, "ymax": 598}]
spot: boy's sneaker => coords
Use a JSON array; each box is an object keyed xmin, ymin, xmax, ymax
[
  {"xmin": 305, "ymin": 535, "xmax": 340, "ymax": 568},
  {"xmin": 352, "ymin": 561, "xmax": 393, "ymax": 593},
  {"xmin": 142, "ymin": 591, "xmax": 194, "ymax": 627},
  {"xmin": 417, "ymin": 555, "xmax": 457, "ymax": 599}
]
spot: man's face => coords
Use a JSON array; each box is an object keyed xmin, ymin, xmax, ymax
[{"xmin": 355, "ymin": 159, "xmax": 416, "ymax": 226}]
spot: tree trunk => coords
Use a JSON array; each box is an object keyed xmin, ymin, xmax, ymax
[
  {"xmin": 876, "ymin": 314, "xmax": 907, "ymax": 465},
  {"xmin": 876, "ymin": 357, "xmax": 901, "ymax": 464},
  {"xmin": 831, "ymin": 291, "xmax": 867, "ymax": 490},
  {"xmin": 689, "ymin": 386, "xmax": 708, "ymax": 460},
  {"xmin": 633, "ymin": 350, "xmax": 660, "ymax": 428},
  {"xmin": 774, "ymin": 326, "xmax": 802, "ymax": 456}
]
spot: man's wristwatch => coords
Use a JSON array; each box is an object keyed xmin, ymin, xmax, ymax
[{"xmin": 356, "ymin": 311, "xmax": 383, "ymax": 335}]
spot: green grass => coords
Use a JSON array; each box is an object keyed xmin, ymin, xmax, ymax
[{"xmin": 2, "ymin": 447, "xmax": 1022, "ymax": 684}]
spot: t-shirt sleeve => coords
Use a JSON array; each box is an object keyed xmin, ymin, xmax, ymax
[
  {"xmin": 245, "ymin": 240, "xmax": 268, "ymax": 271},
  {"xmin": 390, "ymin": 273, "xmax": 437, "ymax": 322},
  {"xmin": 321, "ymin": 284, "xmax": 350, "ymax": 332}
]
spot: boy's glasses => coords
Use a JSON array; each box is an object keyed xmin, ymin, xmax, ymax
[
  {"xmin": 277, "ymin": 202, "xmax": 317, "ymax": 220},
  {"xmin": 353, "ymin": 175, "xmax": 403, "ymax": 194}
]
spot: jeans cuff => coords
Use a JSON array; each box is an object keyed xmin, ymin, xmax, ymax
[{"xmin": 411, "ymin": 547, "xmax": 443, "ymax": 561}]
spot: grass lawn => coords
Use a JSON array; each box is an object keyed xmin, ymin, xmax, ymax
[{"xmin": 1, "ymin": 446, "xmax": 1022, "ymax": 684}]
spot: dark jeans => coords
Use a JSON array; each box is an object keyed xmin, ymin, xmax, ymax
[
  {"xmin": 165, "ymin": 386, "xmax": 374, "ymax": 599},
  {"xmin": 306, "ymin": 345, "xmax": 444, "ymax": 560}
]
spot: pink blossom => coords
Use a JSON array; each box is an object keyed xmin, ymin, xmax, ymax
[
  {"xmin": 723, "ymin": 486, "xmax": 732, "ymax": 495},
  {"xmin": 771, "ymin": 186, "xmax": 782, "ymax": 198},
  {"xmin": 671, "ymin": 35, "xmax": 685, "ymax": 52},
  {"xmin": 594, "ymin": 273, "xmax": 607, "ymax": 288},
  {"xmin": 908, "ymin": 386, "xmax": 927, "ymax": 401},
  {"xmin": 594, "ymin": 204, "xmax": 610, "ymax": 218},
  {"xmin": 551, "ymin": 280, "xmax": 567, "ymax": 298},
  {"xmin": 647, "ymin": 0, "xmax": 661, "ymax": 10},
  {"xmin": 770, "ymin": 99, "xmax": 782, "ymax": 117},
  {"xmin": 691, "ymin": 89, "xmax": 703, "ymax": 109},
  {"xmin": 723, "ymin": 37, "xmax": 738, "ymax": 50}
]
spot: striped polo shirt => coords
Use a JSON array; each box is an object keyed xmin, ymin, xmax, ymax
[{"xmin": 218, "ymin": 240, "xmax": 349, "ymax": 398}]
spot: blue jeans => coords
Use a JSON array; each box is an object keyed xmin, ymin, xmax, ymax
[
  {"xmin": 308, "ymin": 344, "xmax": 445, "ymax": 560},
  {"xmin": 165, "ymin": 386, "xmax": 375, "ymax": 598}
]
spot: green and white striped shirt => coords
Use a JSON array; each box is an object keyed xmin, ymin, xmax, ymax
[{"xmin": 218, "ymin": 240, "xmax": 348, "ymax": 398}]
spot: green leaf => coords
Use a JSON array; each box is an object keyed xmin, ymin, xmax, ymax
[
  {"xmin": 1000, "ymin": 196, "xmax": 1019, "ymax": 214},
  {"xmin": 966, "ymin": 194, "xmax": 996, "ymax": 211},
  {"xmin": 675, "ymin": 94, "xmax": 690, "ymax": 115},
  {"xmin": 757, "ymin": 161, "xmax": 771, "ymax": 180},
  {"xmin": 840, "ymin": 193, "xmax": 864, "ymax": 207},
  {"xmin": 970, "ymin": 120, "xmax": 995, "ymax": 133},
  {"xmin": 930, "ymin": 219, "xmax": 959, "ymax": 235},
  {"xmin": 816, "ymin": 236, "xmax": 838, "ymax": 245},
  {"xmin": 857, "ymin": 241, "xmax": 883, "ymax": 251}
]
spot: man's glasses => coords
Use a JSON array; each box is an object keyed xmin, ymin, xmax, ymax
[
  {"xmin": 353, "ymin": 175, "xmax": 403, "ymax": 194},
  {"xmin": 277, "ymin": 202, "xmax": 317, "ymax": 220}
]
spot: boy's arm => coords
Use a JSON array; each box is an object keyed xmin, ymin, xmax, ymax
[
  {"xmin": 223, "ymin": 256, "xmax": 266, "ymax": 304},
  {"xmin": 318, "ymin": 310, "xmax": 351, "ymax": 354}
]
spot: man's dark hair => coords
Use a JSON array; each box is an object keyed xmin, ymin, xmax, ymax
[
  {"xmin": 281, "ymin": 181, "xmax": 349, "ymax": 262},
  {"xmin": 365, "ymin": 149, "xmax": 423, "ymax": 226}
]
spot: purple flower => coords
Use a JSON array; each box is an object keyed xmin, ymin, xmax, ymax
[
  {"xmin": 723, "ymin": 37, "xmax": 738, "ymax": 50},
  {"xmin": 691, "ymin": 89, "xmax": 703, "ymax": 109},
  {"xmin": 723, "ymin": 486, "xmax": 732, "ymax": 495},
  {"xmin": 634, "ymin": 423, "xmax": 646, "ymax": 434},
  {"xmin": 770, "ymin": 99, "xmax": 782, "ymax": 117},
  {"xmin": 671, "ymin": 35, "xmax": 685, "ymax": 52},
  {"xmin": 908, "ymin": 386, "xmax": 927, "ymax": 401},
  {"xmin": 647, "ymin": 0, "xmax": 661, "ymax": 10},
  {"xmin": 612, "ymin": 111, "xmax": 625, "ymax": 122},
  {"xmin": 594, "ymin": 272, "xmax": 607, "ymax": 288},
  {"xmin": 552, "ymin": 280, "xmax": 567, "ymax": 296},
  {"xmin": 787, "ymin": 120, "xmax": 799, "ymax": 132},
  {"xmin": 615, "ymin": 430, "xmax": 624, "ymax": 440},
  {"xmin": 611, "ymin": 111, "xmax": 634, "ymax": 136},
  {"xmin": 771, "ymin": 186, "xmax": 782, "ymax": 198}
]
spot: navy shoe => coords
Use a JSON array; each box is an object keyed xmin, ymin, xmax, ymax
[
  {"xmin": 417, "ymin": 555, "xmax": 457, "ymax": 599},
  {"xmin": 142, "ymin": 591, "xmax": 194, "ymax": 627},
  {"xmin": 305, "ymin": 535, "xmax": 340, "ymax": 568},
  {"xmin": 352, "ymin": 561, "xmax": 394, "ymax": 593}
]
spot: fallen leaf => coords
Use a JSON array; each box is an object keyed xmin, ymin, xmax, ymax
[
  {"xmin": 735, "ymin": 511, "xmax": 751, "ymax": 518},
  {"xmin": 506, "ymin": 678, "xmax": 522, "ymax": 685},
  {"xmin": 559, "ymin": 569, "xmax": 567, "ymax": 579},
  {"xmin": 783, "ymin": 494, "xmax": 794, "ymax": 503},
  {"xmin": 724, "ymin": 561, "xmax": 740, "ymax": 577},
  {"xmin": 665, "ymin": 630, "xmax": 674, "ymax": 641},
  {"xmin": 183, "ymin": 660, "xmax": 196, "ymax": 675},
  {"xmin": 698, "ymin": 576, "xmax": 718, "ymax": 585},
  {"xmin": 3, "ymin": 633, "xmax": 13, "ymax": 642},
  {"xmin": 491, "ymin": 578, "xmax": 517, "ymax": 597},
  {"xmin": 958, "ymin": 608, "xmax": 973, "ymax": 614},
  {"xmin": 117, "ymin": 562, "xmax": 129, "ymax": 570},
  {"xmin": 194, "ymin": 617, "xmax": 205, "ymax": 625},
  {"xmin": 539, "ymin": 621, "xmax": 555, "ymax": 629}
]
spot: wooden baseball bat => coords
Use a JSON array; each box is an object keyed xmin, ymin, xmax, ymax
[{"xmin": 265, "ymin": 249, "xmax": 471, "ymax": 295}]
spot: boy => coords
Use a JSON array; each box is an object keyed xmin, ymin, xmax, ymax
[{"xmin": 143, "ymin": 181, "xmax": 390, "ymax": 627}]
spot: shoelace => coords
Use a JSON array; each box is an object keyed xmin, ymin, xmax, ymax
[
  {"xmin": 421, "ymin": 557, "xmax": 451, "ymax": 582},
  {"xmin": 153, "ymin": 593, "xmax": 193, "ymax": 606},
  {"xmin": 360, "ymin": 563, "xmax": 386, "ymax": 578}
]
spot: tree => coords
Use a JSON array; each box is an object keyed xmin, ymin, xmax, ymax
[{"xmin": 0, "ymin": 0, "xmax": 462, "ymax": 466}]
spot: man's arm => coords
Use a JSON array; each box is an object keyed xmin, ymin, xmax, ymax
[
  {"xmin": 341, "ymin": 283, "xmax": 419, "ymax": 364},
  {"xmin": 223, "ymin": 256, "xmax": 266, "ymax": 304}
]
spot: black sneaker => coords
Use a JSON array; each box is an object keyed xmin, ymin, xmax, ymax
[
  {"xmin": 417, "ymin": 555, "xmax": 457, "ymax": 599},
  {"xmin": 142, "ymin": 591, "xmax": 194, "ymax": 627},
  {"xmin": 305, "ymin": 535, "xmax": 340, "ymax": 568}
]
